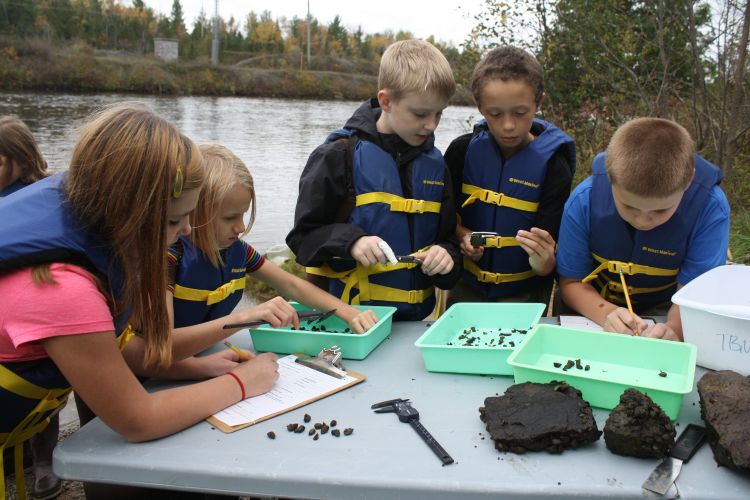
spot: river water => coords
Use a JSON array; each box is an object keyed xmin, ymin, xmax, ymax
[{"xmin": 0, "ymin": 92, "xmax": 478, "ymax": 252}]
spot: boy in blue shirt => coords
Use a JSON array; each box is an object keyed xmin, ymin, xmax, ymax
[
  {"xmin": 557, "ymin": 117, "xmax": 730, "ymax": 341},
  {"xmin": 287, "ymin": 40, "xmax": 462, "ymax": 321}
]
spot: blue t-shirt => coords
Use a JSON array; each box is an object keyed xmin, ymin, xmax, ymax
[{"xmin": 557, "ymin": 177, "xmax": 730, "ymax": 286}]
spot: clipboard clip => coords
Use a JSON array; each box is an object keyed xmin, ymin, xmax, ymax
[{"xmin": 295, "ymin": 346, "xmax": 347, "ymax": 379}]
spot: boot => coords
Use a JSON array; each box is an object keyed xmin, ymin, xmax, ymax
[{"xmin": 31, "ymin": 415, "xmax": 62, "ymax": 499}]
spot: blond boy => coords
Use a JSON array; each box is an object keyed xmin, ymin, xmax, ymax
[
  {"xmin": 557, "ymin": 118, "xmax": 730, "ymax": 341},
  {"xmin": 287, "ymin": 39, "xmax": 462, "ymax": 320}
]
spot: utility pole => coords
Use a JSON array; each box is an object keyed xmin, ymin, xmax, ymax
[
  {"xmin": 306, "ymin": 0, "xmax": 311, "ymax": 67},
  {"xmin": 211, "ymin": 0, "xmax": 219, "ymax": 65}
]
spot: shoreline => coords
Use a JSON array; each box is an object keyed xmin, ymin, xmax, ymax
[{"xmin": 0, "ymin": 52, "xmax": 474, "ymax": 106}]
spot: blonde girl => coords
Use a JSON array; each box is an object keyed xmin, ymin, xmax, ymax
[{"xmin": 165, "ymin": 144, "xmax": 378, "ymax": 363}]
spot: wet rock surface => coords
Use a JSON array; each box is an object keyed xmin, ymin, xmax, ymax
[
  {"xmin": 603, "ymin": 388, "xmax": 675, "ymax": 458},
  {"xmin": 697, "ymin": 370, "xmax": 750, "ymax": 473},
  {"xmin": 479, "ymin": 381, "xmax": 601, "ymax": 453}
]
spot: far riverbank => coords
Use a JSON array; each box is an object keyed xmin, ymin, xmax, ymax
[{"xmin": 0, "ymin": 43, "xmax": 474, "ymax": 104}]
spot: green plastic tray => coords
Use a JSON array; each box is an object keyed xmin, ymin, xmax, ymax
[
  {"xmin": 250, "ymin": 304, "xmax": 396, "ymax": 360},
  {"xmin": 413, "ymin": 302, "xmax": 546, "ymax": 375},
  {"xmin": 506, "ymin": 324, "xmax": 697, "ymax": 420}
]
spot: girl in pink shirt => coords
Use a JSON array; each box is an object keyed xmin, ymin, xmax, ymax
[{"xmin": 0, "ymin": 105, "xmax": 280, "ymax": 498}]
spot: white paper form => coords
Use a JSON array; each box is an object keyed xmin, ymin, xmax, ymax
[
  {"xmin": 212, "ymin": 355, "xmax": 358, "ymax": 427},
  {"xmin": 559, "ymin": 315, "xmax": 655, "ymax": 331}
]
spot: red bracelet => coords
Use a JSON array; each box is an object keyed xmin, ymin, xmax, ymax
[{"xmin": 226, "ymin": 371, "xmax": 246, "ymax": 401}]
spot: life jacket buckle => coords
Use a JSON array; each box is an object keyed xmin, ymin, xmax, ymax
[
  {"xmin": 607, "ymin": 261, "xmax": 632, "ymax": 275},
  {"xmin": 408, "ymin": 199, "xmax": 425, "ymax": 213},
  {"xmin": 484, "ymin": 191, "xmax": 503, "ymax": 205}
]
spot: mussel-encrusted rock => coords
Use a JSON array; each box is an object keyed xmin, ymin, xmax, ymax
[
  {"xmin": 603, "ymin": 388, "xmax": 675, "ymax": 458},
  {"xmin": 479, "ymin": 381, "xmax": 601, "ymax": 453},
  {"xmin": 698, "ymin": 370, "xmax": 750, "ymax": 473}
]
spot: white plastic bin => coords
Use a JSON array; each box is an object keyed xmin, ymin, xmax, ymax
[{"xmin": 672, "ymin": 264, "xmax": 750, "ymax": 375}]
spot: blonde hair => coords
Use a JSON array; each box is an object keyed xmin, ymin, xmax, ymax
[
  {"xmin": 471, "ymin": 46, "xmax": 545, "ymax": 107},
  {"xmin": 378, "ymin": 39, "xmax": 456, "ymax": 101},
  {"xmin": 606, "ymin": 118, "xmax": 695, "ymax": 197},
  {"xmin": 191, "ymin": 144, "xmax": 256, "ymax": 268},
  {"xmin": 66, "ymin": 103, "xmax": 204, "ymax": 368},
  {"xmin": 0, "ymin": 115, "xmax": 48, "ymax": 188}
]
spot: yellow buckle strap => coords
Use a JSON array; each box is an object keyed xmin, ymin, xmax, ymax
[
  {"xmin": 483, "ymin": 236, "xmax": 520, "ymax": 249},
  {"xmin": 116, "ymin": 324, "xmax": 138, "ymax": 350},
  {"xmin": 461, "ymin": 184, "xmax": 539, "ymax": 212},
  {"xmin": 308, "ymin": 246, "xmax": 432, "ymax": 305},
  {"xmin": 0, "ymin": 364, "xmax": 73, "ymax": 500},
  {"xmin": 356, "ymin": 192, "xmax": 441, "ymax": 214},
  {"xmin": 173, "ymin": 277, "xmax": 246, "ymax": 306},
  {"xmin": 582, "ymin": 253, "xmax": 679, "ymax": 284},
  {"xmin": 366, "ymin": 282, "xmax": 434, "ymax": 304},
  {"xmin": 0, "ymin": 364, "xmax": 52, "ymax": 401},
  {"xmin": 305, "ymin": 264, "xmax": 351, "ymax": 279},
  {"xmin": 601, "ymin": 277, "xmax": 677, "ymax": 296},
  {"xmin": 464, "ymin": 258, "xmax": 536, "ymax": 284}
]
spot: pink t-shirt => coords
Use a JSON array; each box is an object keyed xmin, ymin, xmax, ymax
[{"xmin": 0, "ymin": 263, "xmax": 114, "ymax": 362}]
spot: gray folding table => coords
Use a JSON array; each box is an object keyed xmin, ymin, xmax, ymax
[{"xmin": 53, "ymin": 320, "xmax": 750, "ymax": 499}]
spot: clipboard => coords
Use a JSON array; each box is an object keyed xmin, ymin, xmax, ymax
[{"xmin": 207, "ymin": 353, "xmax": 365, "ymax": 433}]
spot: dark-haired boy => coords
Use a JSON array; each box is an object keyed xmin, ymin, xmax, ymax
[{"xmin": 444, "ymin": 46, "xmax": 575, "ymax": 309}]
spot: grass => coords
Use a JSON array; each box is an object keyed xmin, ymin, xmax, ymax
[
  {"xmin": 244, "ymin": 255, "xmax": 307, "ymax": 304},
  {"xmin": 724, "ymin": 151, "xmax": 750, "ymax": 264}
]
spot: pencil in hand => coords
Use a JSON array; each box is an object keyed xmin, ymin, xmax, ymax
[
  {"xmin": 223, "ymin": 341, "xmax": 253, "ymax": 361},
  {"xmin": 618, "ymin": 269, "xmax": 639, "ymax": 336}
]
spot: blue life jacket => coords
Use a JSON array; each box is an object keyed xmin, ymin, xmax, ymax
[
  {"xmin": 0, "ymin": 179, "xmax": 30, "ymax": 197},
  {"xmin": 459, "ymin": 119, "xmax": 575, "ymax": 298},
  {"xmin": 586, "ymin": 152, "xmax": 723, "ymax": 309},
  {"xmin": 171, "ymin": 237, "xmax": 248, "ymax": 328},
  {"xmin": 0, "ymin": 173, "xmax": 128, "ymax": 332},
  {"xmin": 312, "ymin": 129, "xmax": 444, "ymax": 320}
]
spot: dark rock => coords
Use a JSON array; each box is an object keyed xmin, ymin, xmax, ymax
[
  {"xmin": 479, "ymin": 381, "xmax": 601, "ymax": 453},
  {"xmin": 697, "ymin": 370, "xmax": 750, "ymax": 473},
  {"xmin": 603, "ymin": 388, "xmax": 675, "ymax": 458}
]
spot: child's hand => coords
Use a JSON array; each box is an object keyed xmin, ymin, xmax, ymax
[
  {"xmin": 603, "ymin": 307, "xmax": 648, "ymax": 336},
  {"xmin": 516, "ymin": 228, "xmax": 556, "ymax": 276},
  {"xmin": 234, "ymin": 352, "xmax": 279, "ymax": 398},
  {"xmin": 459, "ymin": 232, "xmax": 484, "ymax": 261},
  {"xmin": 351, "ymin": 236, "xmax": 389, "ymax": 267},
  {"xmin": 194, "ymin": 350, "xmax": 245, "ymax": 378},
  {"xmin": 346, "ymin": 308, "xmax": 378, "ymax": 334},
  {"xmin": 641, "ymin": 323, "xmax": 680, "ymax": 341},
  {"xmin": 415, "ymin": 246, "xmax": 454, "ymax": 276},
  {"xmin": 240, "ymin": 296, "xmax": 300, "ymax": 329}
]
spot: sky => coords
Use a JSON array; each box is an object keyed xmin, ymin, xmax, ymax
[{"xmin": 144, "ymin": 0, "xmax": 483, "ymax": 47}]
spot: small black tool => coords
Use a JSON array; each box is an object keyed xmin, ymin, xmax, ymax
[
  {"xmin": 469, "ymin": 231, "xmax": 499, "ymax": 247},
  {"xmin": 223, "ymin": 308, "xmax": 336, "ymax": 330},
  {"xmin": 395, "ymin": 255, "xmax": 422, "ymax": 265},
  {"xmin": 371, "ymin": 398, "xmax": 454, "ymax": 465}
]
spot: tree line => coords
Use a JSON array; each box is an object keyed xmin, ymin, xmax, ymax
[
  {"xmin": 464, "ymin": 0, "xmax": 749, "ymax": 179},
  {"xmin": 0, "ymin": 0, "xmax": 464, "ymax": 70},
  {"xmin": 0, "ymin": 0, "xmax": 747, "ymax": 178}
]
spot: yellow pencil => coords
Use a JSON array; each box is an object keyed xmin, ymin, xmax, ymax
[
  {"xmin": 618, "ymin": 269, "xmax": 638, "ymax": 336},
  {"xmin": 223, "ymin": 341, "xmax": 252, "ymax": 361}
]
